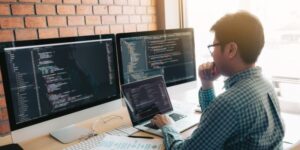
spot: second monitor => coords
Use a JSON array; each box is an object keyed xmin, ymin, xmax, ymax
[{"xmin": 116, "ymin": 28, "xmax": 196, "ymax": 86}]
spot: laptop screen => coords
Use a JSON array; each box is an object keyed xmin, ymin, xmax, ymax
[{"xmin": 121, "ymin": 76, "xmax": 173, "ymax": 126}]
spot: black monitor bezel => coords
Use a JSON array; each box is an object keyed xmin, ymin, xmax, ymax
[
  {"xmin": 0, "ymin": 34, "xmax": 121, "ymax": 131},
  {"xmin": 116, "ymin": 28, "xmax": 196, "ymax": 87}
]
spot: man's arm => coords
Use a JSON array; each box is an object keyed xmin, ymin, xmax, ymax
[
  {"xmin": 198, "ymin": 62, "xmax": 220, "ymax": 111},
  {"xmin": 198, "ymin": 87, "xmax": 216, "ymax": 111},
  {"xmin": 161, "ymin": 98, "xmax": 238, "ymax": 150},
  {"xmin": 152, "ymin": 63, "xmax": 221, "ymax": 149}
]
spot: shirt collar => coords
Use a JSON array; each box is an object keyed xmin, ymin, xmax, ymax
[{"xmin": 224, "ymin": 66, "xmax": 262, "ymax": 89}]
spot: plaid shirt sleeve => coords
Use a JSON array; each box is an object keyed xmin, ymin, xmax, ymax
[
  {"xmin": 198, "ymin": 87, "xmax": 216, "ymax": 111},
  {"xmin": 161, "ymin": 93, "xmax": 238, "ymax": 150},
  {"xmin": 161, "ymin": 87, "xmax": 237, "ymax": 150},
  {"xmin": 161, "ymin": 125, "xmax": 184, "ymax": 150}
]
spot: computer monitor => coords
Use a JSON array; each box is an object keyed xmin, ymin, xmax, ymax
[
  {"xmin": 0, "ymin": 34, "xmax": 121, "ymax": 143},
  {"xmin": 116, "ymin": 28, "xmax": 196, "ymax": 86}
]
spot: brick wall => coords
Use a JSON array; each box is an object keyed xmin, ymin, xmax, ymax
[
  {"xmin": 0, "ymin": 0, "xmax": 158, "ymax": 136},
  {"xmin": 0, "ymin": 71, "xmax": 10, "ymax": 136}
]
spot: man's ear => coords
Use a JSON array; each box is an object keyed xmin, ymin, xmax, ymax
[{"xmin": 224, "ymin": 42, "xmax": 238, "ymax": 59}]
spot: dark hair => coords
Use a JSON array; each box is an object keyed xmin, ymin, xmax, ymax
[{"xmin": 210, "ymin": 11, "xmax": 264, "ymax": 64}]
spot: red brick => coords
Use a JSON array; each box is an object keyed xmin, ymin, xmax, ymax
[
  {"xmin": 76, "ymin": 5, "xmax": 92, "ymax": 15},
  {"xmin": 39, "ymin": 28, "xmax": 59, "ymax": 39},
  {"xmin": 148, "ymin": 23, "xmax": 157, "ymax": 30},
  {"xmin": 102, "ymin": 16, "xmax": 115, "ymax": 24},
  {"xmin": 82, "ymin": 0, "xmax": 98, "ymax": 4},
  {"xmin": 59, "ymin": 27, "xmax": 77, "ymax": 37},
  {"xmin": 47, "ymin": 16, "xmax": 67, "ymax": 27},
  {"xmin": 123, "ymin": 6, "xmax": 134, "ymax": 14},
  {"xmin": 25, "ymin": 17, "xmax": 47, "ymax": 28},
  {"xmin": 42, "ymin": 0, "xmax": 62, "ymax": 3},
  {"xmin": 36, "ymin": 4, "xmax": 56, "ymax": 15},
  {"xmin": 110, "ymin": 24, "xmax": 123, "ymax": 34},
  {"xmin": 148, "ymin": 6, "xmax": 156, "ymax": 14},
  {"xmin": 0, "ymin": 107, "xmax": 8, "ymax": 120},
  {"xmin": 1, "ymin": 0, "xmax": 16, "ymax": 2},
  {"xmin": 57, "ymin": 5, "xmax": 75, "ymax": 15},
  {"xmin": 109, "ymin": 6, "xmax": 122, "ymax": 14},
  {"xmin": 95, "ymin": 25, "xmax": 109, "ymax": 34},
  {"xmin": 63, "ymin": 0, "xmax": 81, "ymax": 4},
  {"xmin": 0, "ymin": 84, "xmax": 4, "ymax": 96},
  {"xmin": 68, "ymin": 16, "xmax": 84, "ymax": 26},
  {"xmin": 142, "ymin": 15, "xmax": 151, "ymax": 23},
  {"xmin": 141, "ymin": 0, "xmax": 151, "ymax": 6},
  {"xmin": 0, "ymin": 30, "xmax": 14, "ymax": 42},
  {"xmin": 19, "ymin": 0, "xmax": 41, "ymax": 2},
  {"xmin": 124, "ymin": 24, "xmax": 136, "ymax": 32},
  {"xmin": 99, "ymin": 0, "xmax": 113, "ymax": 5},
  {"xmin": 114, "ymin": 0, "xmax": 127, "ymax": 5},
  {"xmin": 136, "ymin": 6, "xmax": 146, "ymax": 14},
  {"xmin": 0, "ymin": 121, "xmax": 10, "ymax": 135},
  {"xmin": 116, "ymin": 15, "xmax": 129, "ymax": 24},
  {"xmin": 0, "ymin": 17, "xmax": 24, "ymax": 28},
  {"xmin": 0, "ymin": 4, "xmax": 11, "ymax": 15},
  {"xmin": 78, "ymin": 26, "xmax": 94, "ymax": 36},
  {"xmin": 86, "ymin": 16, "xmax": 101, "ymax": 25},
  {"xmin": 128, "ymin": 0, "xmax": 139, "ymax": 5},
  {"xmin": 93, "ymin": 5, "xmax": 108, "ymax": 15},
  {"xmin": 137, "ymin": 24, "xmax": 147, "ymax": 31},
  {"xmin": 11, "ymin": 4, "xmax": 34, "ymax": 15},
  {"xmin": 15, "ymin": 29, "xmax": 38, "ymax": 41},
  {"xmin": 129, "ymin": 15, "xmax": 141, "ymax": 23},
  {"xmin": 0, "ymin": 97, "xmax": 6, "ymax": 108}
]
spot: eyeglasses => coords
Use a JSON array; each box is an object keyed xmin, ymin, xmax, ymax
[{"xmin": 207, "ymin": 43, "xmax": 221, "ymax": 55}]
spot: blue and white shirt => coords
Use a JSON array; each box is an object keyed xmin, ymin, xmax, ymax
[{"xmin": 161, "ymin": 67, "xmax": 284, "ymax": 150}]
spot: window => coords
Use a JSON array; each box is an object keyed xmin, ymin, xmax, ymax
[{"xmin": 184, "ymin": 0, "xmax": 300, "ymax": 112}]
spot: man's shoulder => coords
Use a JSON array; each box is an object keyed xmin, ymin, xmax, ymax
[
  {"xmin": 222, "ymin": 76, "xmax": 270, "ymax": 101},
  {"xmin": 209, "ymin": 79, "xmax": 265, "ymax": 113}
]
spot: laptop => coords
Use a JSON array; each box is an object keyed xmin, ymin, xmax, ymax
[{"xmin": 121, "ymin": 76, "xmax": 199, "ymax": 136}]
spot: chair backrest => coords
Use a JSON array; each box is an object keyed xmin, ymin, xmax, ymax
[{"xmin": 272, "ymin": 76, "xmax": 300, "ymax": 114}]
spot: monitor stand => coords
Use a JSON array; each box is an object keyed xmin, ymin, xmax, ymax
[{"xmin": 50, "ymin": 125, "xmax": 92, "ymax": 144}]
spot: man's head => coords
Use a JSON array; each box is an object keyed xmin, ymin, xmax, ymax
[{"xmin": 210, "ymin": 11, "xmax": 264, "ymax": 75}]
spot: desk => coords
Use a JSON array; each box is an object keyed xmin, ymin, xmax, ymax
[{"xmin": 2, "ymin": 110, "xmax": 300, "ymax": 150}]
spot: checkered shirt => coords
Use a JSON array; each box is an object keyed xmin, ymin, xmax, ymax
[{"xmin": 161, "ymin": 67, "xmax": 284, "ymax": 150}]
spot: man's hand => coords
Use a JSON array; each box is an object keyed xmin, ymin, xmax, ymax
[
  {"xmin": 198, "ymin": 62, "xmax": 220, "ymax": 89},
  {"xmin": 151, "ymin": 114, "xmax": 174, "ymax": 128}
]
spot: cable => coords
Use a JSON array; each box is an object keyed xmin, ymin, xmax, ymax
[{"xmin": 91, "ymin": 115, "xmax": 124, "ymax": 135}]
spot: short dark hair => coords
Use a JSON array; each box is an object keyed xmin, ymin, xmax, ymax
[{"xmin": 210, "ymin": 11, "xmax": 264, "ymax": 64}]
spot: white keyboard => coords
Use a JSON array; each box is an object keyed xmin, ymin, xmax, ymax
[{"xmin": 63, "ymin": 125, "xmax": 138, "ymax": 150}]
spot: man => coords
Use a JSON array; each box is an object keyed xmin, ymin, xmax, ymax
[{"xmin": 151, "ymin": 11, "xmax": 284, "ymax": 150}]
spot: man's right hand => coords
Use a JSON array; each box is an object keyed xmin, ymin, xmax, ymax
[{"xmin": 198, "ymin": 62, "xmax": 220, "ymax": 89}]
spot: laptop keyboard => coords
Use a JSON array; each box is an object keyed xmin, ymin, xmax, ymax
[
  {"xmin": 145, "ymin": 123, "xmax": 159, "ymax": 129},
  {"xmin": 169, "ymin": 113, "xmax": 186, "ymax": 121},
  {"xmin": 145, "ymin": 113, "xmax": 186, "ymax": 129}
]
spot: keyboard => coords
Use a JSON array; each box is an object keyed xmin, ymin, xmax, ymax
[
  {"xmin": 169, "ymin": 113, "xmax": 186, "ymax": 121},
  {"xmin": 145, "ymin": 123, "xmax": 159, "ymax": 129},
  {"xmin": 145, "ymin": 113, "xmax": 186, "ymax": 129},
  {"xmin": 63, "ymin": 125, "xmax": 138, "ymax": 150}
]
